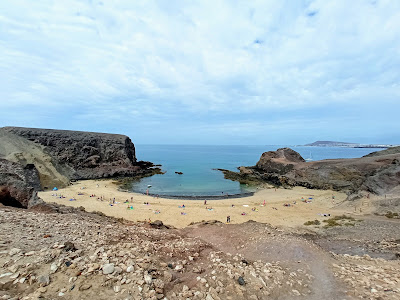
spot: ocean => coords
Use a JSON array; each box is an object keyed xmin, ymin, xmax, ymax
[{"xmin": 129, "ymin": 145, "xmax": 385, "ymax": 197}]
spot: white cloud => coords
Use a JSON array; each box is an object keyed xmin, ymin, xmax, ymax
[{"xmin": 0, "ymin": 0, "xmax": 399, "ymax": 143}]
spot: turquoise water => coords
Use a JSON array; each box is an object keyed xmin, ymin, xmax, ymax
[{"xmin": 130, "ymin": 145, "xmax": 385, "ymax": 196}]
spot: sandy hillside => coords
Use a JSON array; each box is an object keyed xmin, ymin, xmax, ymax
[{"xmin": 0, "ymin": 128, "xmax": 69, "ymax": 188}]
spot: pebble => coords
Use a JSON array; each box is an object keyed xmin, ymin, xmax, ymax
[
  {"xmin": 126, "ymin": 265, "xmax": 134, "ymax": 273},
  {"xmin": 50, "ymin": 263, "xmax": 58, "ymax": 273},
  {"xmin": 102, "ymin": 263, "xmax": 115, "ymax": 275},
  {"xmin": 79, "ymin": 284, "xmax": 92, "ymax": 291},
  {"xmin": 144, "ymin": 274, "xmax": 152, "ymax": 285},
  {"xmin": 37, "ymin": 275, "xmax": 50, "ymax": 287}
]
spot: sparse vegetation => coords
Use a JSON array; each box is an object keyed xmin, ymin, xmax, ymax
[
  {"xmin": 304, "ymin": 220, "xmax": 321, "ymax": 226},
  {"xmin": 330, "ymin": 215, "xmax": 355, "ymax": 221},
  {"xmin": 385, "ymin": 211, "xmax": 399, "ymax": 219},
  {"xmin": 323, "ymin": 215, "xmax": 360, "ymax": 228},
  {"xmin": 323, "ymin": 219, "xmax": 341, "ymax": 227}
]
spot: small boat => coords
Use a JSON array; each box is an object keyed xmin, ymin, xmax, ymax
[
  {"xmin": 305, "ymin": 152, "xmax": 313, "ymax": 162},
  {"xmin": 175, "ymin": 171, "xmax": 183, "ymax": 175},
  {"xmin": 147, "ymin": 185, "xmax": 152, "ymax": 188}
]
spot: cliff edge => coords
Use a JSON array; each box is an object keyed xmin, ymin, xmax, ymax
[{"xmin": 0, "ymin": 127, "xmax": 154, "ymax": 190}]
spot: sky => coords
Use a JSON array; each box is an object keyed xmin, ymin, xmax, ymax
[{"xmin": 0, "ymin": 0, "xmax": 399, "ymax": 145}]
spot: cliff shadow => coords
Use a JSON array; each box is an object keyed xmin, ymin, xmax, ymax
[{"xmin": 0, "ymin": 187, "xmax": 25, "ymax": 208}]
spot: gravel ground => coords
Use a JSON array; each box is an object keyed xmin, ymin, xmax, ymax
[{"xmin": 0, "ymin": 204, "xmax": 399, "ymax": 300}]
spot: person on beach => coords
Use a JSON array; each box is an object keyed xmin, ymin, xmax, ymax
[
  {"xmin": 227, "ymin": 216, "xmax": 231, "ymax": 223},
  {"xmin": 204, "ymin": 200, "xmax": 207, "ymax": 205}
]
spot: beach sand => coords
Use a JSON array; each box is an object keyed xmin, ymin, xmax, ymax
[{"xmin": 39, "ymin": 180, "xmax": 349, "ymax": 228}]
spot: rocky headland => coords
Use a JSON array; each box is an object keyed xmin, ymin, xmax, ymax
[
  {"xmin": 0, "ymin": 126, "xmax": 159, "ymax": 208},
  {"xmin": 220, "ymin": 147, "xmax": 400, "ymax": 198}
]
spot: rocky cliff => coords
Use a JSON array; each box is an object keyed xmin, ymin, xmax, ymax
[
  {"xmin": 222, "ymin": 147, "xmax": 400, "ymax": 197},
  {"xmin": 0, "ymin": 159, "xmax": 43, "ymax": 208},
  {"xmin": 0, "ymin": 127, "xmax": 156, "ymax": 189}
]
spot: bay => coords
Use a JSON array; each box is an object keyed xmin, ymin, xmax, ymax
[{"xmin": 130, "ymin": 145, "xmax": 385, "ymax": 196}]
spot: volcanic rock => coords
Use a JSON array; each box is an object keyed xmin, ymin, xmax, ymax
[
  {"xmin": 0, "ymin": 126, "xmax": 157, "ymax": 188},
  {"xmin": 224, "ymin": 147, "xmax": 400, "ymax": 197},
  {"xmin": 0, "ymin": 159, "xmax": 42, "ymax": 208}
]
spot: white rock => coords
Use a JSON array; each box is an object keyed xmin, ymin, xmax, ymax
[
  {"xmin": 114, "ymin": 285, "xmax": 121, "ymax": 293},
  {"xmin": 50, "ymin": 263, "xmax": 58, "ymax": 273},
  {"xmin": 206, "ymin": 294, "xmax": 215, "ymax": 300},
  {"xmin": 102, "ymin": 263, "xmax": 115, "ymax": 275},
  {"xmin": 144, "ymin": 274, "xmax": 152, "ymax": 285},
  {"xmin": 126, "ymin": 265, "xmax": 134, "ymax": 273},
  {"xmin": 175, "ymin": 265, "xmax": 183, "ymax": 271}
]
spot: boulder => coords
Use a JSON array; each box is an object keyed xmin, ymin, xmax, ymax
[{"xmin": 0, "ymin": 159, "xmax": 42, "ymax": 208}]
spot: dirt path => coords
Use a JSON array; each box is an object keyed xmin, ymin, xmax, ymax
[{"xmin": 184, "ymin": 221, "xmax": 349, "ymax": 300}]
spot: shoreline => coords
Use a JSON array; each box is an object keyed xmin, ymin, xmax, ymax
[
  {"xmin": 38, "ymin": 179, "xmax": 353, "ymax": 229},
  {"xmin": 118, "ymin": 188, "xmax": 255, "ymax": 200}
]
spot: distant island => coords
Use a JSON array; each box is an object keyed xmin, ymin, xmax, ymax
[{"xmin": 304, "ymin": 140, "xmax": 398, "ymax": 148}]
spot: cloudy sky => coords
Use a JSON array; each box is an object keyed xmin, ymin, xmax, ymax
[{"xmin": 0, "ymin": 0, "xmax": 399, "ymax": 145}]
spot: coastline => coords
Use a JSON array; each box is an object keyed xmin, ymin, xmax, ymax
[
  {"xmin": 39, "ymin": 179, "xmax": 351, "ymax": 229},
  {"xmin": 118, "ymin": 188, "xmax": 255, "ymax": 200}
]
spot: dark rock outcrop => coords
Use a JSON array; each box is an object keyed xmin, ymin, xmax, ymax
[
  {"xmin": 224, "ymin": 148, "xmax": 400, "ymax": 197},
  {"xmin": 364, "ymin": 146, "xmax": 400, "ymax": 157},
  {"xmin": 0, "ymin": 159, "xmax": 43, "ymax": 208},
  {"xmin": 256, "ymin": 148, "xmax": 305, "ymax": 175},
  {"xmin": 1, "ymin": 127, "xmax": 156, "ymax": 188}
]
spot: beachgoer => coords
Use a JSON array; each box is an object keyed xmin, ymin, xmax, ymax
[
  {"xmin": 227, "ymin": 216, "xmax": 231, "ymax": 223},
  {"xmin": 204, "ymin": 200, "xmax": 207, "ymax": 205}
]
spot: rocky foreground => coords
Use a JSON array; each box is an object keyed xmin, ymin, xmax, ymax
[{"xmin": 0, "ymin": 204, "xmax": 399, "ymax": 300}]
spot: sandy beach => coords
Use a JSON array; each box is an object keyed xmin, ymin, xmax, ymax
[{"xmin": 39, "ymin": 180, "xmax": 349, "ymax": 228}]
